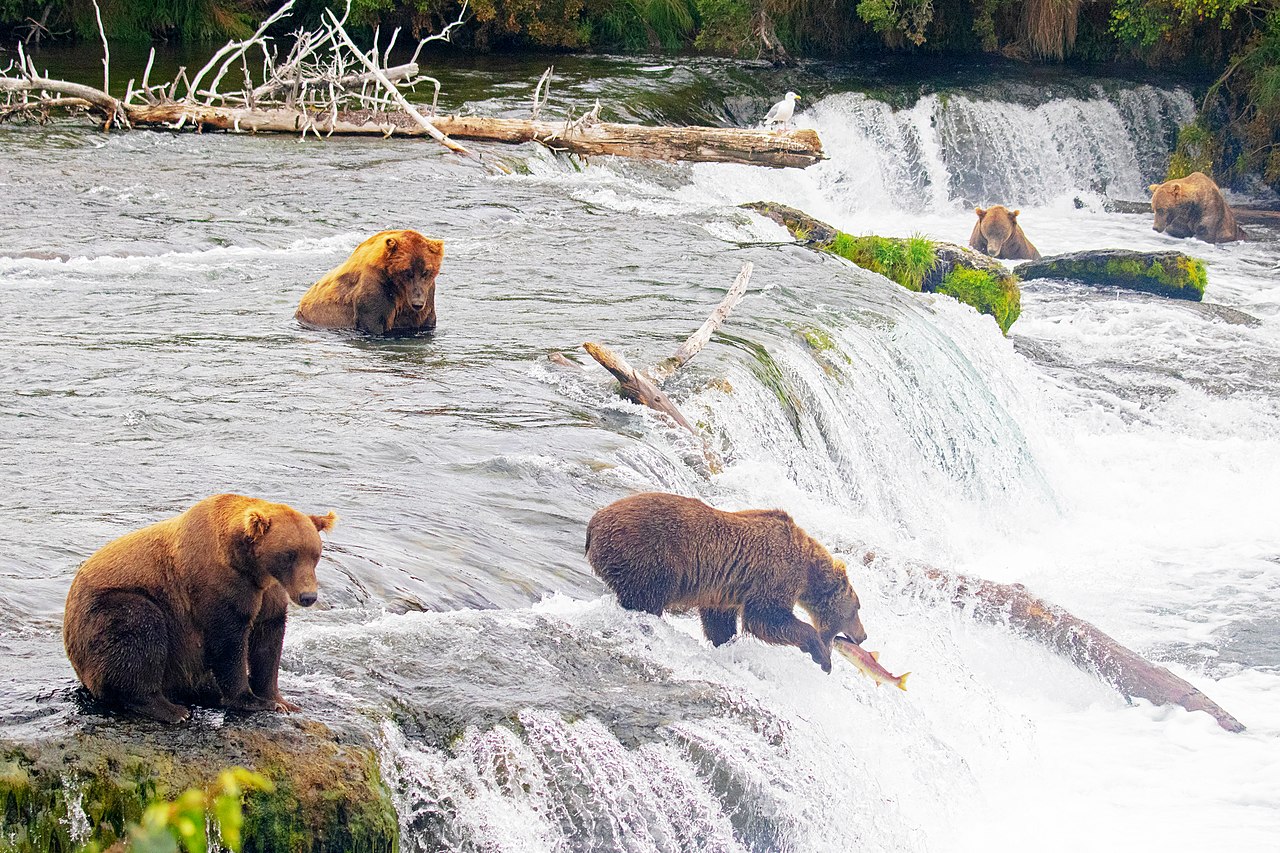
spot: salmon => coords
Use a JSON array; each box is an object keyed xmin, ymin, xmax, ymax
[{"xmin": 834, "ymin": 636, "xmax": 909, "ymax": 691}]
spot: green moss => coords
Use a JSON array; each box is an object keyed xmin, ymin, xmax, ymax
[
  {"xmin": 936, "ymin": 266, "xmax": 1022, "ymax": 334},
  {"xmin": 1168, "ymin": 123, "xmax": 1221, "ymax": 181},
  {"xmin": 799, "ymin": 327, "xmax": 837, "ymax": 352},
  {"xmin": 0, "ymin": 723, "xmax": 398, "ymax": 853},
  {"xmin": 825, "ymin": 232, "xmax": 937, "ymax": 292},
  {"xmin": 1022, "ymin": 250, "xmax": 1206, "ymax": 300}
]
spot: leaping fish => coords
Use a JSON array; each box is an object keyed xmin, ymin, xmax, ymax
[{"xmin": 834, "ymin": 636, "xmax": 909, "ymax": 691}]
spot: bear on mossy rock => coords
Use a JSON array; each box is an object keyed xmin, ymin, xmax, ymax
[
  {"xmin": 586, "ymin": 492, "xmax": 867, "ymax": 671},
  {"xmin": 969, "ymin": 205, "xmax": 1041, "ymax": 260},
  {"xmin": 1149, "ymin": 172, "xmax": 1246, "ymax": 244},
  {"xmin": 63, "ymin": 494, "xmax": 337, "ymax": 723},
  {"xmin": 296, "ymin": 229, "xmax": 443, "ymax": 335}
]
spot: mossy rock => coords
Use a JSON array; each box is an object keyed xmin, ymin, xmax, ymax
[
  {"xmin": 0, "ymin": 715, "xmax": 398, "ymax": 853},
  {"xmin": 1019, "ymin": 249, "xmax": 1207, "ymax": 301},
  {"xmin": 742, "ymin": 201, "xmax": 1022, "ymax": 333}
]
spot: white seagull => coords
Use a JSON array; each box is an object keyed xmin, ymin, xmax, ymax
[{"xmin": 763, "ymin": 91, "xmax": 800, "ymax": 131}]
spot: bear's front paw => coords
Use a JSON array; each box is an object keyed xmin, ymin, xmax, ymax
[
  {"xmin": 273, "ymin": 695, "xmax": 302, "ymax": 713},
  {"xmin": 224, "ymin": 692, "xmax": 277, "ymax": 713}
]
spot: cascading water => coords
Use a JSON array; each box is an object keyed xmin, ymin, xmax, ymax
[{"xmin": 2, "ymin": 58, "xmax": 1277, "ymax": 852}]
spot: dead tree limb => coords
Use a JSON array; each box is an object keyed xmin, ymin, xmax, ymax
[
  {"xmin": 580, "ymin": 261, "xmax": 753, "ymax": 447},
  {"xmin": 882, "ymin": 555, "xmax": 1245, "ymax": 732},
  {"xmin": 652, "ymin": 262, "xmax": 752, "ymax": 382},
  {"xmin": 583, "ymin": 342, "xmax": 697, "ymax": 434},
  {"xmin": 322, "ymin": 7, "xmax": 474, "ymax": 160}
]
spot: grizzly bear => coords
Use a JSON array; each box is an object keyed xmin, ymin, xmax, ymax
[
  {"xmin": 1149, "ymin": 172, "xmax": 1246, "ymax": 244},
  {"xmin": 969, "ymin": 205, "xmax": 1041, "ymax": 260},
  {"xmin": 63, "ymin": 494, "xmax": 337, "ymax": 723},
  {"xmin": 585, "ymin": 492, "xmax": 867, "ymax": 672},
  {"xmin": 296, "ymin": 229, "xmax": 443, "ymax": 335}
]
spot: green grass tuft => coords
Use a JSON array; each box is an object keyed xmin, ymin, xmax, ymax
[{"xmin": 936, "ymin": 266, "xmax": 1022, "ymax": 334}]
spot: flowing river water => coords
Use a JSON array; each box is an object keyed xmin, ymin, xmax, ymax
[{"xmin": 1, "ymin": 54, "xmax": 1279, "ymax": 851}]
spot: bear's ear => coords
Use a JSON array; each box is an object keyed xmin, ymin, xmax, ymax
[
  {"xmin": 244, "ymin": 508, "xmax": 272, "ymax": 542},
  {"xmin": 425, "ymin": 238, "xmax": 444, "ymax": 256},
  {"xmin": 1149, "ymin": 183, "xmax": 1161, "ymax": 194},
  {"xmin": 310, "ymin": 511, "xmax": 338, "ymax": 533},
  {"xmin": 1170, "ymin": 184, "xmax": 1183, "ymax": 199},
  {"xmin": 832, "ymin": 558, "xmax": 848, "ymax": 576},
  {"xmin": 384, "ymin": 235, "xmax": 399, "ymax": 253},
  {"xmin": 1012, "ymin": 209, "xmax": 1020, "ymax": 218},
  {"xmin": 975, "ymin": 207, "xmax": 986, "ymax": 218}
]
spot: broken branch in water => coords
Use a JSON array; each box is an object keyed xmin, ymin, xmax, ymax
[
  {"xmin": 872, "ymin": 553, "xmax": 1245, "ymax": 733},
  {"xmin": 580, "ymin": 262, "xmax": 752, "ymax": 434}
]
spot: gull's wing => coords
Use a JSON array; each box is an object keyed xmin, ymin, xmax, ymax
[{"xmin": 763, "ymin": 100, "xmax": 783, "ymax": 123}]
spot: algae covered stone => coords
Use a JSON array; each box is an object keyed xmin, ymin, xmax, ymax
[
  {"xmin": 1018, "ymin": 249, "xmax": 1207, "ymax": 301},
  {"xmin": 0, "ymin": 716, "xmax": 398, "ymax": 853},
  {"xmin": 742, "ymin": 201, "xmax": 1022, "ymax": 333}
]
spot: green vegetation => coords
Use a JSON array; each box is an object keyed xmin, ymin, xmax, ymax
[
  {"xmin": 827, "ymin": 232, "xmax": 937, "ymax": 292},
  {"xmin": 935, "ymin": 266, "xmax": 1021, "ymax": 333},
  {"xmin": 1018, "ymin": 248, "xmax": 1207, "ymax": 299},
  {"xmin": 76, "ymin": 768, "xmax": 273, "ymax": 853},
  {"xmin": 0, "ymin": 0, "xmax": 1274, "ymax": 188},
  {"xmin": 0, "ymin": 723, "xmax": 398, "ymax": 853},
  {"xmin": 743, "ymin": 200, "xmax": 1022, "ymax": 333}
]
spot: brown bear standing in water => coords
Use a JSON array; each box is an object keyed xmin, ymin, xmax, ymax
[
  {"xmin": 296, "ymin": 229, "xmax": 443, "ymax": 335},
  {"xmin": 1149, "ymin": 172, "xmax": 1247, "ymax": 244},
  {"xmin": 63, "ymin": 494, "xmax": 337, "ymax": 723},
  {"xmin": 969, "ymin": 205, "xmax": 1042, "ymax": 260},
  {"xmin": 585, "ymin": 492, "xmax": 867, "ymax": 672}
]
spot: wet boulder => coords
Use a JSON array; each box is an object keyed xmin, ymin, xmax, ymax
[
  {"xmin": 743, "ymin": 201, "xmax": 1022, "ymax": 333},
  {"xmin": 1018, "ymin": 249, "xmax": 1207, "ymax": 301},
  {"xmin": 0, "ymin": 713, "xmax": 398, "ymax": 852}
]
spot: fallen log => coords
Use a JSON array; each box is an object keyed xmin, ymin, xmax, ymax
[
  {"xmin": 1018, "ymin": 249, "xmax": 1207, "ymax": 301},
  {"xmin": 875, "ymin": 553, "xmax": 1244, "ymax": 732},
  {"xmin": 117, "ymin": 103, "xmax": 824, "ymax": 168},
  {"xmin": 744, "ymin": 201, "xmax": 1022, "ymax": 333}
]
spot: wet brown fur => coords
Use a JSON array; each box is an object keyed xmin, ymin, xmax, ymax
[
  {"xmin": 969, "ymin": 205, "xmax": 1041, "ymax": 260},
  {"xmin": 1149, "ymin": 172, "xmax": 1246, "ymax": 244},
  {"xmin": 63, "ymin": 494, "xmax": 337, "ymax": 723},
  {"xmin": 586, "ymin": 492, "xmax": 867, "ymax": 672},
  {"xmin": 296, "ymin": 229, "xmax": 443, "ymax": 335}
]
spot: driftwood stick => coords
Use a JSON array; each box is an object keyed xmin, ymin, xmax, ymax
[
  {"xmin": 323, "ymin": 8, "xmax": 474, "ymax": 160},
  {"xmin": 583, "ymin": 343, "xmax": 696, "ymax": 434},
  {"xmin": 91, "ymin": 0, "xmax": 109, "ymax": 98},
  {"xmin": 651, "ymin": 262, "xmax": 752, "ymax": 383},
  {"xmin": 890, "ymin": 558, "xmax": 1245, "ymax": 732}
]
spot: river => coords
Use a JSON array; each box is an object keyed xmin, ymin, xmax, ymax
[{"xmin": 1, "ymin": 52, "xmax": 1278, "ymax": 851}]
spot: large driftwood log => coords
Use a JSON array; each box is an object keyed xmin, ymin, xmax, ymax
[
  {"xmin": 882, "ymin": 555, "xmax": 1244, "ymax": 732},
  {"xmin": 117, "ymin": 103, "xmax": 824, "ymax": 168}
]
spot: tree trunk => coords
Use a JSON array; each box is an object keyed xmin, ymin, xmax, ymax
[
  {"xmin": 121, "ymin": 103, "xmax": 825, "ymax": 169},
  {"xmin": 891, "ymin": 559, "xmax": 1245, "ymax": 732}
]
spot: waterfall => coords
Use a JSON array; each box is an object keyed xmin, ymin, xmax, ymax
[{"xmin": 803, "ymin": 84, "xmax": 1194, "ymax": 213}]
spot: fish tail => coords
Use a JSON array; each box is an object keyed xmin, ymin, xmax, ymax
[{"xmin": 896, "ymin": 672, "xmax": 910, "ymax": 692}]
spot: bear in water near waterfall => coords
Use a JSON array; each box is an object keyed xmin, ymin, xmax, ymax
[
  {"xmin": 585, "ymin": 492, "xmax": 867, "ymax": 672},
  {"xmin": 63, "ymin": 494, "xmax": 337, "ymax": 723},
  {"xmin": 296, "ymin": 229, "xmax": 443, "ymax": 335},
  {"xmin": 969, "ymin": 205, "xmax": 1042, "ymax": 260},
  {"xmin": 1149, "ymin": 172, "xmax": 1246, "ymax": 244}
]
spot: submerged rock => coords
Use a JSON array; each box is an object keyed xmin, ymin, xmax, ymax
[
  {"xmin": 743, "ymin": 201, "xmax": 1022, "ymax": 333},
  {"xmin": 0, "ymin": 711, "xmax": 398, "ymax": 852},
  {"xmin": 1018, "ymin": 249, "xmax": 1207, "ymax": 301}
]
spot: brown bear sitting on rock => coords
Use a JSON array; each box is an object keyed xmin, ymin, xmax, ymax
[
  {"xmin": 1149, "ymin": 172, "xmax": 1246, "ymax": 244},
  {"xmin": 969, "ymin": 205, "xmax": 1041, "ymax": 260},
  {"xmin": 586, "ymin": 492, "xmax": 867, "ymax": 672},
  {"xmin": 63, "ymin": 494, "xmax": 337, "ymax": 723},
  {"xmin": 296, "ymin": 229, "xmax": 443, "ymax": 335}
]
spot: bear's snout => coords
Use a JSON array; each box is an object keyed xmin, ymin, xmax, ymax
[{"xmin": 298, "ymin": 591, "xmax": 318, "ymax": 607}]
